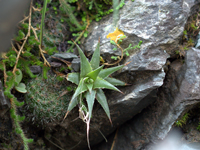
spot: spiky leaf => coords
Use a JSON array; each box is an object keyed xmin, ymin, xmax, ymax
[
  {"xmin": 90, "ymin": 41, "xmax": 100, "ymax": 70},
  {"xmin": 85, "ymin": 90, "xmax": 96, "ymax": 118},
  {"xmin": 67, "ymin": 96, "xmax": 79, "ymax": 112},
  {"xmin": 105, "ymin": 77, "xmax": 126, "ymax": 86},
  {"xmin": 93, "ymin": 77, "xmax": 121, "ymax": 92},
  {"xmin": 76, "ymin": 44, "xmax": 92, "ymax": 78},
  {"xmin": 98, "ymin": 65, "xmax": 124, "ymax": 79},
  {"xmin": 67, "ymin": 72, "xmax": 80, "ymax": 85},
  {"xmin": 86, "ymin": 65, "xmax": 104, "ymax": 81},
  {"xmin": 96, "ymin": 89, "xmax": 111, "ymax": 121},
  {"xmin": 71, "ymin": 78, "xmax": 87, "ymax": 102}
]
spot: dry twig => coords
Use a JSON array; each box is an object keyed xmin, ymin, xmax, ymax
[{"xmin": 12, "ymin": 0, "xmax": 33, "ymax": 73}]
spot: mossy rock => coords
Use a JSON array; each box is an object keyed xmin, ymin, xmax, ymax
[{"xmin": 24, "ymin": 74, "xmax": 74, "ymax": 126}]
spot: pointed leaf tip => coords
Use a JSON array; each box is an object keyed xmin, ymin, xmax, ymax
[
  {"xmin": 98, "ymin": 65, "xmax": 124, "ymax": 79},
  {"xmin": 90, "ymin": 41, "xmax": 100, "ymax": 70},
  {"xmin": 109, "ymin": 118, "xmax": 113, "ymax": 126},
  {"xmin": 96, "ymin": 89, "xmax": 111, "ymax": 120},
  {"xmin": 75, "ymin": 43, "xmax": 92, "ymax": 77},
  {"xmin": 94, "ymin": 77, "xmax": 121, "ymax": 92}
]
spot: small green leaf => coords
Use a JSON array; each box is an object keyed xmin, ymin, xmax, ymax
[
  {"xmin": 15, "ymin": 69, "xmax": 22, "ymax": 85},
  {"xmin": 71, "ymin": 78, "xmax": 87, "ymax": 102},
  {"xmin": 105, "ymin": 77, "xmax": 126, "ymax": 86},
  {"xmin": 26, "ymin": 139, "xmax": 34, "ymax": 143},
  {"xmin": 98, "ymin": 65, "xmax": 124, "ymax": 79},
  {"xmin": 18, "ymin": 115, "xmax": 25, "ymax": 121},
  {"xmin": 96, "ymin": 89, "xmax": 111, "ymax": 120},
  {"xmin": 67, "ymin": 72, "xmax": 80, "ymax": 85},
  {"xmin": 85, "ymin": 90, "xmax": 96, "ymax": 118},
  {"xmin": 15, "ymin": 128, "xmax": 22, "ymax": 134},
  {"xmin": 15, "ymin": 83, "xmax": 27, "ymax": 93},
  {"xmin": 90, "ymin": 41, "xmax": 100, "ymax": 70},
  {"xmin": 14, "ymin": 98, "xmax": 24, "ymax": 107},
  {"xmin": 86, "ymin": 65, "xmax": 104, "ymax": 81},
  {"xmin": 76, "ymin": 43, "xmax": 92, "ymax": 78},
  {"xmin": 93, "ymin": 77, "xmax": 121, "ymax": 92}
]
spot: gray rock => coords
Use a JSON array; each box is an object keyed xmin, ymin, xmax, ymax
[
  {"xmin": 195, "ymin": 32, "xmax": 200, "ymax": 49},
  {"xmin": 92, "ymin": 48, "xmax": 200, "ymax": 150},
  {"xmin": 0, "ymin": 81, "xmax": 10, "ymax": 116},
  {"xmin": 84, "ymin": 0, "xmax": 198, "ymax": 58},
  {"xmin": 51, "ymin": 53, "xmax": 78, "ymax": 61},
  {"xmin": 29, "ymin": 65, "xmax": 42, "ymax": 74},
  {"xmin": 71, "ymin": 58, "xmax": 80, "ymax": 72},
  {"xmin": 50, "ymin": 62, "xmax": 62, "ymax": 68}
]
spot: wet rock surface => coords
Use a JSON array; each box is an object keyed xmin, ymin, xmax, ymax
[{"xmin": 92, "ymin": 48, "xmax": 200, "ymax": 150}]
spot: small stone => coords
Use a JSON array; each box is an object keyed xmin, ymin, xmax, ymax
[
  {"xmin": 51, "ymin": 53, "xmax": 78, "ymax": 61},
  {"xmin": 195, "ymin": 32, "xmax": 200, "ymax": 49},
  {"xmin": 29, "ymin": 65, "xmax": 42, "ymax": 74},
  {"xmin": 0, "ymin": 81, "xmax": 10, "ymax": 116},
  {"xmin": 71, "ymin": 58, "xmax": 80, "ymax": 72},
  {"xmin": 50, "ymin": 62, "xmax": 62, "ymax": 68}
]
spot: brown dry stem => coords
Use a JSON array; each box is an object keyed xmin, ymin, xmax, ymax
[
  {"xmin": 12, "ymin": 0, "xmax": 32, "ymax": 73},
  {"xmin": 3, "ymin": 62, "xmax": 8, "ymax": 88},
  {"xmin": 110, "ymin": 127, "xmax": 119, "ymax": 150},
  {"xmin": 30, "ymin": 26, "xmax": 50, "ymax": 67}
]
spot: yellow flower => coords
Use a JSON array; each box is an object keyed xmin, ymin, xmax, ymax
[{"xmin": 106, "ymin": 27, "xmax": 125, "ymax": 43}]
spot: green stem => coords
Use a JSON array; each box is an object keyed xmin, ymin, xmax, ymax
[
  {"xmin": 113, "ymin": 0, "xmax": 119, "ymax": 27},
  {"xmin": 10, "ymin": 98, "xmax": 33, "ymax": 150}
]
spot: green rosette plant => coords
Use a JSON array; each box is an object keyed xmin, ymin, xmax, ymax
[{"xmin": 64, "ymin": 40, "xmax": 126, "ymax": 149}]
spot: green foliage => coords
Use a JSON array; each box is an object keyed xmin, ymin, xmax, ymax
[
  {"xmin": 24, "ymin": 75, "xmax": 74, "ymax": 126},
  {"xmin": 113, "ymin": 0, "xmax": 119, "ymax": 27},
  {"xmin": 59, "ymin": 0, "xmax": 82, "ymax": 29},
  {"xmin": 0, "ymin": 0, "xmax": 128, "ymax": 149},
  {"xmin": 175, "ymin": 112, "xmax": 189, "ymax": 127},
  {"xmin": 110, "ymin": 40, "xmax": 143, "ymax": 60},
  {"xmin": 66, "ymin": 40, "xmax": 126, "ymax": 149},
  {"xmin": 42, "ymin": 65, "xmax": 50, "ymax": 79},
  {"xmin": 40, "ymin": 0, "xmax": 48, "ymax": 47},
  {"xmin": 123, "ymin": 40, "xmax": 143, "ymax": 56},
  {"xmin": 190, "ymin": 23, "xmax": 198, "ymax": 30},
  {"xmin": 197, "ymin": 123, "xmax": 200, "ymax": 131},
  {"xmin": 55, "ymin": 0, "xmax": 117, "ymax": 51},
  {"xmin": 183, "ymin": 30, "xmax": 187, "ymax": 35},
  {"xmin": 67, "ymin": 0, "xmax": 78, "ymax": 3},
  {"xmin": 1, "ymin": 69, "xmax": 33, "ymax": 150}
]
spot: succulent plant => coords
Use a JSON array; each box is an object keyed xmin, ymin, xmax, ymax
[
  {"xmin": 24, "ymin": 75, "xmax": 74, "ymax": 126},
  {"xmin": 65, "ymin": 40, "xmax": 126, "ymax": 149}
]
